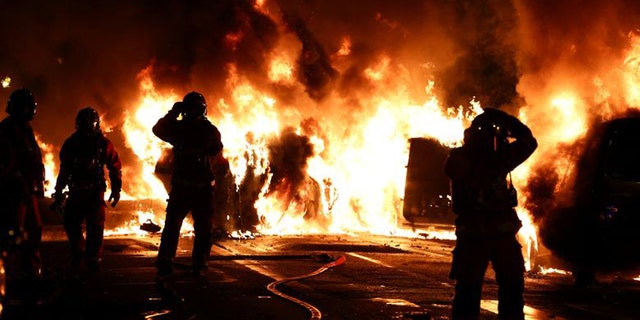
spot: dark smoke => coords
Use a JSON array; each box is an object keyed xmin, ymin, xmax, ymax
[
  {"xmin": 436, "ymin": 0, "xmax": 520, "ymax": 109},
  {"xmin": 0, "ymin": 0, "xmax": 528, "ymax": 140},
  {"xmin": 279, "ymin": 13, "xmax": 338, "ymax": 101},
  {"xmin": 267, "ymin": 126, "xmax": 314, "ymax": 197},
  {"xmin": 3, "ymin": 0, "xmax": 640, "ymax": 127},
  {"xmin": 262, "ymin": 126, "xmax": 324, "ymax": 223}
]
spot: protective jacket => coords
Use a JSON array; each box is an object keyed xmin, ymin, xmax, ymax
[
  {"xmin": 152, "ymin": 114, "xmax": 223, "ymax": 187},
  {"xmin": 0, "ymin": 115, "xmax": 44, "ymax": 281},
  {"xmin": 444, "ymin": 115, "xmax": 537, "ymax": 237},
  {"xmin": 53, "ymin": 132, "xmax": 122, "ymax": 194},
  {"xmin": 0, "ymin": 117, "xmax": 45, "ymax": 198}
]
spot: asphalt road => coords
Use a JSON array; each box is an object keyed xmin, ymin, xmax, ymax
[{"xmin": 2, "ymin": 226, "xmax": 640, "ymax": 320}]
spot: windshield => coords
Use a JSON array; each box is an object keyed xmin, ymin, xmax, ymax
[{"xmin": 603, "ymin": 126, "xmax": 640, "ymax": 181}]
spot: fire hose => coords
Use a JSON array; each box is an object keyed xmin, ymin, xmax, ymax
[{"xmin": 266, "ymin": 255, "xmax": 346, "ymax": 320}]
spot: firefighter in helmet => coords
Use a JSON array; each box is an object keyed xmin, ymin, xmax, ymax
[
  {"xmin": 0, "ymin": 88, "xmax": 45, "ymax": 288},
  {"xmin": 153, "ymin": 91, "xmax": 223, "ymax": 278},
  {"xmin": 444, "ymin": 108, "xmax": 537, "ymax": 320},
  {"xmin": 50, "ymin": 107, "xmax": 122, "ymax": 272}
]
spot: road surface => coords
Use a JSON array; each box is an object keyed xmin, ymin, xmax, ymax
[{"xmin": 2, "ymin": 226, "xmax": 639, "ymax": 319}]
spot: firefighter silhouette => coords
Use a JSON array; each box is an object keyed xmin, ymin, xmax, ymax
[
  {"xmin": 0, "ymin": 88, "xmax": 45, "ymax": 294},
  {"xmin": 155, "ymin": 148, "xmax": 245, "ymax": 238},
  {"xmin": 444, "ymin": 108, "xmax": 537, "ymax": 320},
  {"xmin": 153, "ymin": 91, "xmax": 223, "ymax": 277},
  {"xmin": 50, "ymin": 107, "xmax": 122, "ymax": 272}
]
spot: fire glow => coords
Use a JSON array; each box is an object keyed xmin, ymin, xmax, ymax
[
  {"xmin": 20, "ymin": 1, "xmax": 640, "ymax": 275},
  {"xmin": 121, "ymin": 62, "xmax": 473, "ymax": 237}
]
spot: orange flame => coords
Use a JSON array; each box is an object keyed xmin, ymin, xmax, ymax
[
  {"xmin": 120, "ymin": 56, "xmax": 474, "ymax": 238},
  {"xmin": 107, "ymin": 21, "xmax": 640, "ymax": 272},
  {"xmin": 35, "ymin": 134, "xmax": 57, "ymax": 195},
  {"xmin": 122, "ymin": 65, "xmax": 178, "ymax": 200},
  {"xmin": 23, "ymin": 6, "xmax": 640, "ymax": 277}
]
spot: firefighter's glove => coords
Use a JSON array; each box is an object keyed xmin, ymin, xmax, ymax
[
  {"xmin": 49, "ymin": 192, "xmax": 66, "ymax": 212},
  {"xmin": 482, "ymin": 108, "xmax": 531, "ymax": 138},
  {"xmin": 168, "ymin": 102, "xmax": 184, "ymax": 118},
  {"xmin": 506, "ymin": 115, "xmax": 532, "ymax": 138},
  {"xmin": 108, "ymin": 190, "xmax": 120, "ymax": 208}
]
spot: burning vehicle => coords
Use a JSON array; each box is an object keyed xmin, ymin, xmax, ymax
[
  {"xmin": 537, "ymin": 113, "xmax": 640, "ymax": 281},
  {"xmin": 402, "ymin": 137, "xmax": 454, "ymax": 227},
  {"xmin": 152, "ymin": 127, "xmax": 326, "ymax": 238}
]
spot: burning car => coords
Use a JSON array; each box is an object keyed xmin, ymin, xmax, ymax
[{"xmin": 539, "ymin": 113, "xmax": 640, "ymax": 281}]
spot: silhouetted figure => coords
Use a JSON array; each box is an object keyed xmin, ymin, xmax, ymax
[
  {"xmin": 153, "ymin": 91, "xmax": 223, "ymax": 278},
  {"xmin": 0, "ymin": 88, "xmax": 45, "ymax": 294},
  {"xmin": 444, "ymin": 108, "xmax": 537, "ymax": 320},
  {"xmin": 50, "ymin": 107, "xmax": 122, "ymax": 272}
]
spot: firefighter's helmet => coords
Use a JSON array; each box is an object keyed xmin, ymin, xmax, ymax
[
  {"xmin": 464, "ymin": 108, "xmax": 510, "ymax": 151},
  {"xmin": 6, "ymin": 88, "xmax": 37, "ymax": 121},
  {"xmin": 182, "ymin": 91, "xmax": 207, "ymax": 118},
  {"xmin": 75, "ymin": 107, "xmax": 101, "ymax": 135}
]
